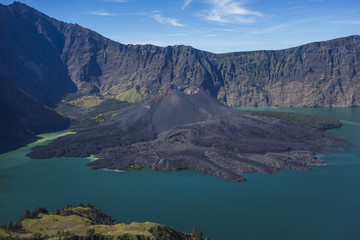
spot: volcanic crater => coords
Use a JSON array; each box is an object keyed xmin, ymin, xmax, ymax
[{"xmin": 28, "ymin": 86, "xmax": 346, "ymax": 181}]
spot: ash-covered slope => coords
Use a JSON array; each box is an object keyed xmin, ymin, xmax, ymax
[{"xmin": 28, "ymin": 86, "xmax": 346, "ymax": 181}]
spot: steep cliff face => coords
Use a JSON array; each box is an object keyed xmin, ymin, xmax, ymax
[
  {"xmin": 57, "ymin": 29, "xmax": 222, "ymax": 99},
  {"xmin": 0, "ymin": 2, "xmax": 359, "ymax": 108},
  {"xmin": 211, "ymin": 37, "xmax": 360, "ymax": 107}
]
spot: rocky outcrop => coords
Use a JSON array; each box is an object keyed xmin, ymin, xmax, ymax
[{"xmin": 0, "ymin": 2, "xmax": 359, "ymax": 108}]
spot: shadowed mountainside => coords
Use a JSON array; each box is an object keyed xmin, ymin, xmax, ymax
[
  {"xmin": 28, "ymin": 86, "xmax": 347, "ymax": 181},
  {"xmin": 0, "ymin": 79, "xmax": 69, "ymax": 154},
  {"xmin": 0, "ymin": 2, "xmax": 360, "ymax": 108},
  {"xmin": 0, "ymin": 2, "xmax": 76, "ymax": 107}
]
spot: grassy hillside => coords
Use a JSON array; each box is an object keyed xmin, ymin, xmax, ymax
[
  {"xmin": 0, "ymin": 204, "xmax": 210, "ymax": 240},
  {"xmin": 56, "ymin": 96, "xmax": 132, "ymax": 130}
]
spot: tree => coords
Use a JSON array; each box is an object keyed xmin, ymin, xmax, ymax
[
  {"xmin": 87, "ymin": 228, "xmax": 95, "ymax": 237},
  {"xmin": 7, "ymin": 221, "xmax": 13, "ymax": 230},
  {"xmin": 23, "ymin": 209, "xmax": 30, "ymax": 219},
  {"xmin": 192, "ymin": 225, "xmax": 197, "ymax": 235}
]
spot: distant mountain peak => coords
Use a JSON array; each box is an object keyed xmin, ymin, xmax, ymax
[
  {"xmin": 7, "ymin": 1, "xmax": 33, "ymax": 11},
  {"xmin": 9, "ymin": 1, "xmax": 25, "ymax": 6}
]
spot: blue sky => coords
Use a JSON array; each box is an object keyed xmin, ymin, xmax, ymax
[{"xmin": 1, "ymin": 0, "xmax": 360, "ymax": 53}]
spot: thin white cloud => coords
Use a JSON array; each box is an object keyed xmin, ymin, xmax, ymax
[
  {"xmin": 250, "ymin": 24, "xmax": 287, "ymax": 34},
  {"xmin": 153, "ymin": 13, "xmax": 185, "ymax": 27},
  {"xmin": 182, "ymin": 0, "xmax": 193, "ymax": 9},
  {"xmin": 168, "ymin": 33, "xmax": 190, "ymax": 36},
  {"xmin": 328, "ymin": 20, "xmax": 360, "ymax": 25},
  {"xmin": 202, "ymin": 0, "xmax": 263, "ymax": 24},
  {"xmin": 116, "ymin": 12, "xmax": 147, "ymax": 16},
  {"xmin": 89, "ymin": 10, "xmax": 117, "ymax": 16},
  {"xmin": 205, "ymin": 33, "xmax": 220, "ymax": 37},
  {"xmin": 210, "ymin": 28, "xmax": 243, "ymax": 32},
  {"xmin": 288, "ymin": 5, "xmax": 304, "ymax": 10},
  {"xmin": 102, "ymin": 0, "xmax": 128, "ymax": 2}
]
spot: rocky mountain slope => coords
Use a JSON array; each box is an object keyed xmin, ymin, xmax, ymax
[
  {"xmin": 0, "ymin": 2, "xmax": 359, "ymax": 109},
  {"xmin": 0, "ymin": 2, "xmax": 76, "ymax": 107},
  {"xmin": 28, "ymin": 86, "xmax": 346, "ymax": 181},
  {"xmin": 0, "ymin": 79, "xmax": 69, "ymax": 154}
]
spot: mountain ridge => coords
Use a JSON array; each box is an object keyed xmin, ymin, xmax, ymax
[{"xmin": 0, "ymin": 1, "xmax": 359, "ymax": 108}]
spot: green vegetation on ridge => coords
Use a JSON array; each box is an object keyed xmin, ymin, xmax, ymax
[
  {"xmin": 56, "ymin": 96, "xmax": 132, "ymax": 130},
  {"xmin": 66, "ymin": 95, "xmax": 104, "ymax": 108},
  {"xmin": 241, "ymin": 110, "xmax": 342, "ymax": 131},
  {"xmin": 0, "ymin": 204, "xmax": 210, "ymax": 240}
]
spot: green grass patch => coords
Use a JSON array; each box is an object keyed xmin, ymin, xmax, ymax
[
  {"xmin": 56, "ymin": 98, "xmax": 132, "ymax": 130},
  {"xmin": 66, "ymin": 95, "xmax": 103, "ymax": 108}
]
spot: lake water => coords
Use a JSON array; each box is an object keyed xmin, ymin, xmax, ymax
[{"xmin": 0, "ymin": 108, "xmax": 359, "ymax": 240}]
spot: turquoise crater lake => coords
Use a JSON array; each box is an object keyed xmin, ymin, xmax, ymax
[{"xmin": 0, "ymin": 108, "xmax": 359, "ymax": 240}]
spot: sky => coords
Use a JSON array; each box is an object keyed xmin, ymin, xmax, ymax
[{"xmin": 1, "ymin": 0, "xmax": 360, "ymax": 53}]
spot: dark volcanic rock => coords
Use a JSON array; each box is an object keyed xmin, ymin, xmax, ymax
[
  {"xmin": 28, "ymin": 86, "xmax": 347, "ymax": 181},
  {"xmin": 0, "ymin": 79, "xmax": 69, "ymax": 154},
  {"xmin": 1, "ymin": 2, "xmax": 360, "ymax": 108}
]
